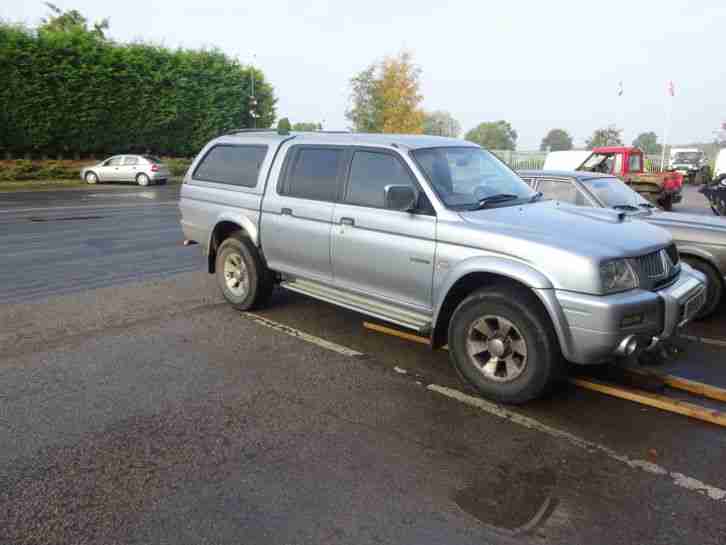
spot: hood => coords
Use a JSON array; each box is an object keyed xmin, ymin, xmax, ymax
[
  {"xmin": 458, "ymin": 200, "xmax": 672, "ymax": 259},
  {"xmin": 648, "ymin": 211, "xmax": 726, "ymax": 230},
  {"xmin": 646, "ymin": 211, "xmax": 726, "ymax": 245}
]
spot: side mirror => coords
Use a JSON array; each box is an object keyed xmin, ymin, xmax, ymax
[{"xmin": 384, "ymin": 185, "xmax": 417, "ymax": 212}]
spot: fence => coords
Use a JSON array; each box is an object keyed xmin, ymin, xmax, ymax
[{"xmin": 491, "ymin": 150, "xmax": 546, "ymax": 170}]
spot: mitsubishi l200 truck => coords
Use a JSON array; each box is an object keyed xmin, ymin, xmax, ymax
[{"xmin": 180, "ymin": 131, "xmax": 707, "ymax": 403}]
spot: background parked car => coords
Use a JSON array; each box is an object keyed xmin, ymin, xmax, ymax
[
  {"xmin": 543, "ymin": 147, "xmax": 683, "ymax": 210},
  {"xmin": 669, "ymin": 148, "xmax": 711, "ymax": 185},
  {"xmin": 80, "ymin": 155, "xmax": 171, "ymax": 186},
  {"xmin": 520, "ymin": 169, "xmax": 726, "ymax": 318}
]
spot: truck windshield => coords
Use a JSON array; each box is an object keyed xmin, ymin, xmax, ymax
[
  {"xmin": 582, "ymin": 177, "xmax": 650, "ymax": 209},
  {"xmin": 581, "ymin": 153, "xmax": 613, "ymax": 173},
  {"xmin": 411, "ymin": 147, "xmax": 534, "ymax": 209}
]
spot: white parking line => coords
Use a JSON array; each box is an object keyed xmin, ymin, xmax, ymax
[
  {"xmin": 244, "ymin": 312, "xmax": 364, "ymax": 357},
  {"xmin": 244, "ymin": 313, "xmax": 726, "ymax": 504},
  {"xmin": 427, "ymin": 384, "xmax": 726, "ymax": 502}
]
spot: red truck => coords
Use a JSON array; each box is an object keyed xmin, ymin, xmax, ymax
[{"xmin": 577, "ymin": 146, "xmax": 683, "ymax": 210}]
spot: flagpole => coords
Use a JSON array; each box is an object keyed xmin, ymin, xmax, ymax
[{"xmin": 661, "ymin": 81, "xmax": 673, "ymax": 171}]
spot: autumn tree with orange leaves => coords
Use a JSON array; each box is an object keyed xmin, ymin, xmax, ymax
[{"xmin": 346, "ymin": 51, "xmax": 425, "ymax": 134}]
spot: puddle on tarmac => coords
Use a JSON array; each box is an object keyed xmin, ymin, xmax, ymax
[{"xmin": 453, "ymin": 466, "xmax": 557, "ymax": 535}]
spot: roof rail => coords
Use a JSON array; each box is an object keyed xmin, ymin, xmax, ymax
[{"xmin": 225, "ymin": 128, "xmax": 281, "ymax": 135}]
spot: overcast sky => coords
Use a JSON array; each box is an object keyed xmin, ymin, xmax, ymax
[{"xmin": 3, "ymin": 0, "xmax": 725, "ymax": 149}]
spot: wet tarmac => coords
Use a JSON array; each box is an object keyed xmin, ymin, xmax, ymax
[{"xmin": 1, "ymin": 184, "xmax": 726, "ymax": 544}]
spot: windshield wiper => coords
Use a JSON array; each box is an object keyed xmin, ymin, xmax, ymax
[
  {"xmin": 529, "ymin": 191, "xmax": 544, "ymax": 203},
  {"xmin": 638, "ymin": 202, "xmax": 656, "ymax": 209},
  {"xmin": 472, "ymin": 193, "xmax": 519, "ymax": 209},
  {"xmin": 612, "ymin": 204, "xmax": 640, "ymax": 211}
]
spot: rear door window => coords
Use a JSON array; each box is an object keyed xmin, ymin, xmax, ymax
[
  {"xmin": 122, "ymin": 156, "xmax": 139, "ymax": 166},
  {"xmin": 283, "ymin": 147, "xmax": 346, "ymax": 202},
  {"xmin": 345, "ymin": 151, "xmax": 416, "ymax": 208},
  {"xmin": 193, "ymin": 145, "xmax": 268, "ymax": 187}
]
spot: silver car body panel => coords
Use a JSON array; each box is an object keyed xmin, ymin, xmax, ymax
[
  {"xmin": 180, "ymin": 133, "xmax": 707, "ymax": 365},
  {"xmin": 520, "ymin": 170, "xmax": 726, "ymax": 285}
]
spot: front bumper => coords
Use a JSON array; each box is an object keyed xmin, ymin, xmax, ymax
[{"xmin": 542, "ymin": 264, "xmax": 707, "ymax": 364}]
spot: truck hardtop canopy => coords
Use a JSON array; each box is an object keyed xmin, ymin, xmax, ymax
[{"xmin": 217, "ymin": 129, "xmax": 477, "ymax": 151}]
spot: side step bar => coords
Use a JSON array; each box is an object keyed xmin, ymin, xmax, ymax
[{"xmin": 280, "ymin": 278, "xmax": 432, "ymax": 334}]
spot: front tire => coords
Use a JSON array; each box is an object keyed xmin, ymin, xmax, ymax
[
  {"xmin": 448, "ymin": 286, "xmax": 562, "ymax": 404},
  {"xmin": 136, "ymin": 173, "xmax": 150, "ymax": 186},
  {"xmin": 85, "ymin": 172, "xmax": 98, "ymax": 184},
  {"xmin": 215, "ymin": 234, "xmax": 273, "ymax": 311},
  {"xmin": 682, "ymin": 257, "xmax": 723, "ymax": 319}
]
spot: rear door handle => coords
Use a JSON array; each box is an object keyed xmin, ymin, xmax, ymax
[
  {"xmin": 340, "ymin": 217, "xmax": 355, "ymax": 226},
  {"xmin": 281, "ymin": 207, "xmax": 293, "ymax": 215}
]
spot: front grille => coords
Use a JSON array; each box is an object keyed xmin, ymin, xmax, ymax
[
  {"xmin": 634, "ymin": 246, "xmax": 680, "ymax": 290},
  {"xmin": 636, "ymin": 251, "xmax": 666, "ymax": 279}
]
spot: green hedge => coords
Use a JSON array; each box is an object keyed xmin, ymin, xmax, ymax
[{"xmin": 0, "ymin": 23, "xmax": 276, "ymax": 158}]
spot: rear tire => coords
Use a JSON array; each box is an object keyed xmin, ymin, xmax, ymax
[
  {"xmin": 136, "ymin": 173, "xmax": 150, "ymax": 186},
  {"xmin": 682, "ymin": 257, "xmax": 723, "ymax": 319},
  {"xmin": 448, "ymin": 286, "xmax": 562, "ymax": 404},
  {"xmin": 660, "ymin": 194, "xmax": 673, "ymax": 211},
  {"xmin": 215, "ymin": 233, "xmax": 273, "ymax": 311}
]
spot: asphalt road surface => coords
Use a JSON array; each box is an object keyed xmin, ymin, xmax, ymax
[
  {"xmin": 1, "ymin": 185, "xmax": 725, "ymax": 545},
  {"xmin": 0, "ymin": 185, "xmax": 202, "ymax": 304}
]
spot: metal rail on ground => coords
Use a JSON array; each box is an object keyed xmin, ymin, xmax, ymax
[{"xmin": 362, "ymin": 321, "xmax": 726, "ymax": 428}]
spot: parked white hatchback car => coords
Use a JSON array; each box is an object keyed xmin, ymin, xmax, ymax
[{"xmin": 81, "ymin": 155, "xmax": 171, "ymax": 186}]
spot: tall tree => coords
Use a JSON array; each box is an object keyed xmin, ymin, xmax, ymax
[
  {"xmin": 423, "ymin": 111, "xmax": 461, "ymax": 138},
  {"xmin": 540, "ymin": 128, "xmax": 573, "ymax": 151},
  {"xmin": 40, "ymin": 2, "xmax": 109, "ymax": 38},
  {"xmin": 292, "ymin": 121, "xmax": 322, "ymax": 131},
  {"xmin": 465, "ymin": 121, "xmax": 517, "ymax": 150},
  {"xmin": 346, "ymin": 65, "xmax": 380, "ymax": 133},
  {"xmin": 277, "ymin": 117, "xmax": 292, "ymax": 132},
  {"xmin": 632, "ymin": 131, "xmax": 662, "ymax": 154},
  {"xmin": 586, "ymin": 125, "xmax": 623, "ymax": 149},
  {"xmin": 346, "ymin": 51, "xmax": 424, "ymax": 134}
]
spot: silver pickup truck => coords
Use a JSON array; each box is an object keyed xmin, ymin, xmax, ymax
[{"xmin": 180, "ymin": 130, "xmax": 707, "ymax": 403}]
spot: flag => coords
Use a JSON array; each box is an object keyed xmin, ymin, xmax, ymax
[
  {"xmin": 617, "ymin": 81, "xmax": 623, "ymax": 96},
  {"xmin": 668, "ymin": 80, "xmax": 675, "ymax": 97}
]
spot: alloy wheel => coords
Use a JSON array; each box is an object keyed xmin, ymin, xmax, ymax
[{"xmin": 465, "ymin": 315, "xmax": 528, "ymax": 383}]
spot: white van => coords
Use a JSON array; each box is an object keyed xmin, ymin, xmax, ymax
[
  {"xmin": 714, "ymin": 149, "xmax": 726, "ymax": 182},
  {"xmin": 542, "ymin": 150, "xmax": 591, "ymax": 171}
]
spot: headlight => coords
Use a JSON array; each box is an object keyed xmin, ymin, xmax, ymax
[{"xmin": 600, "ymin": 259, "xmax": 638, "ymax": 294}]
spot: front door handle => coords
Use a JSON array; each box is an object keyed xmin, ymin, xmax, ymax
[
  {"xmin": 340, "ymin": 217, "xmax": 355, "ymax": 226},
  {"xmin": 281, "ymin": 207, "xmax": 293, "ymax": 215}
]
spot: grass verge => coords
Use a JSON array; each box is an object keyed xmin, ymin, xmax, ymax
[{"xmin": 0, "ymin": 178, "xmax": 182, "ymax": 192}]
